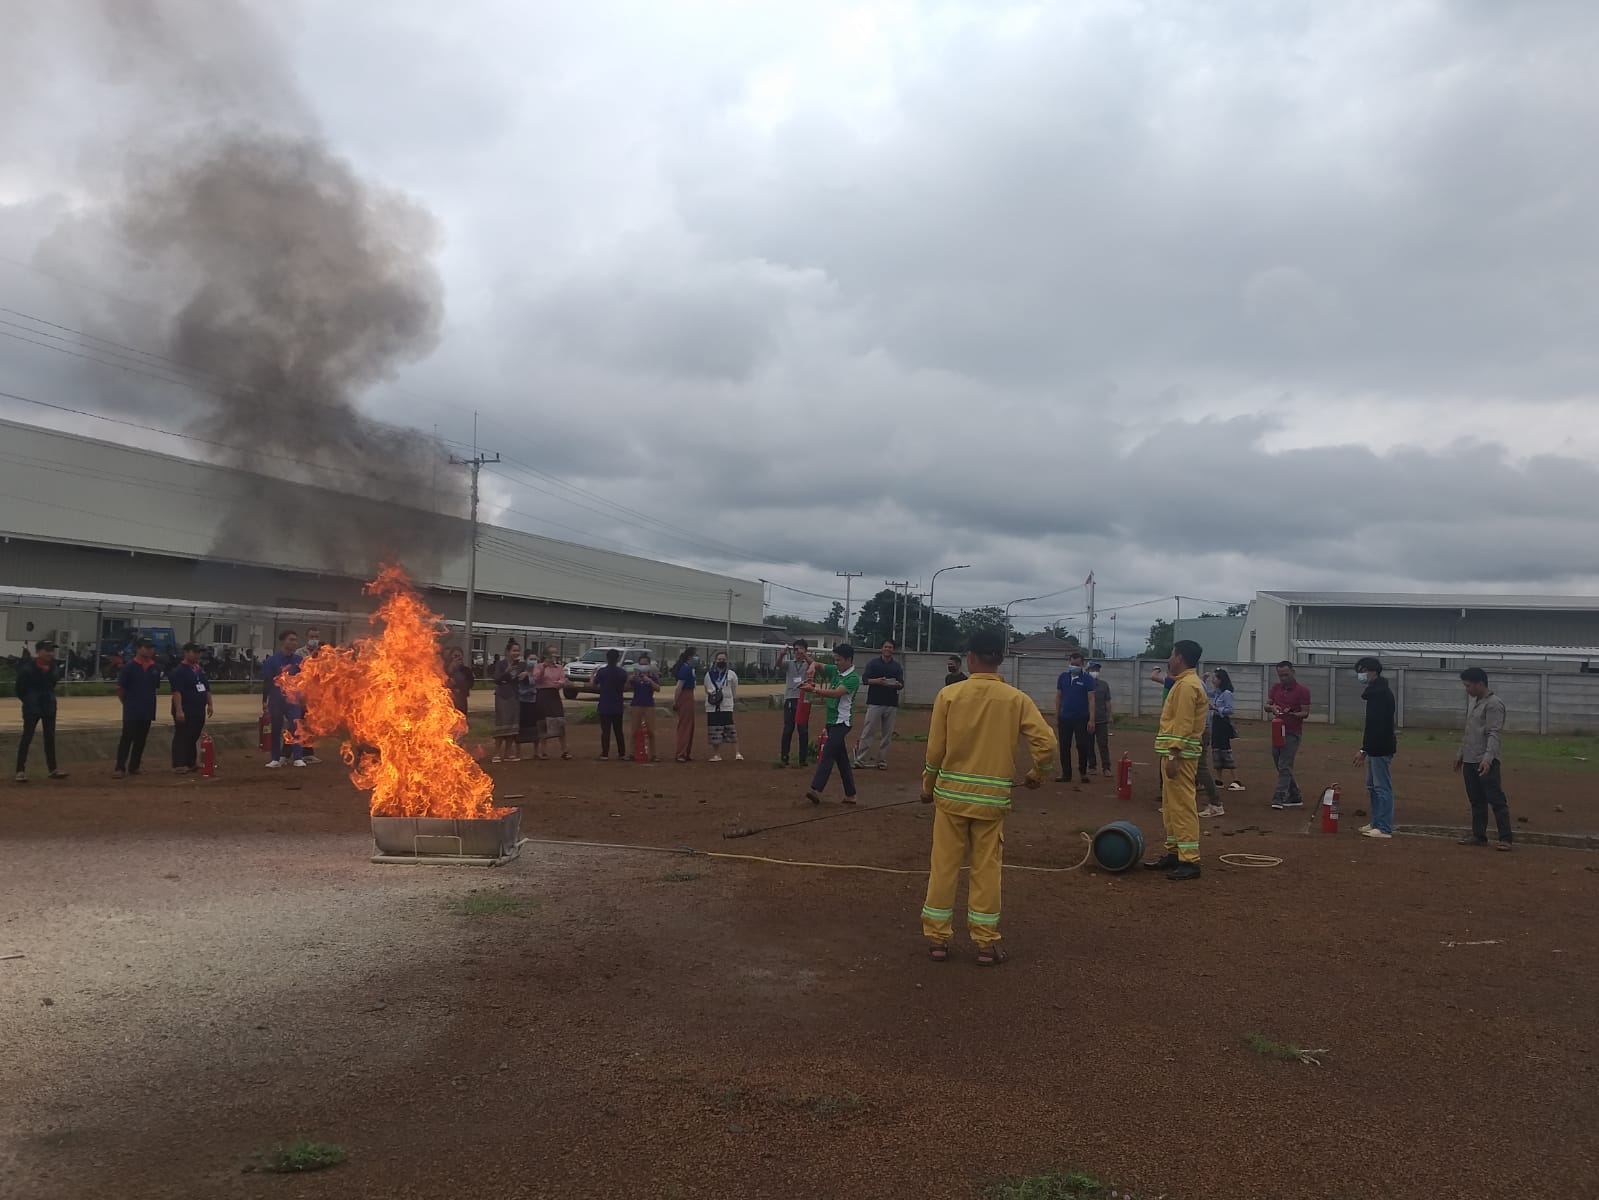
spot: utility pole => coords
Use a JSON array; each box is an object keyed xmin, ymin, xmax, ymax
[
  {"xmin": 885, "ymin": 579, "xmax": 911, "ymax": 646},
  {"xmin": 836, "ymin": 571, "xmax": 863, "ymax": 640},
  {"xmin": 450, "ymin": 419, "xmax": 499, "ymax": 672},
  {"xmin": 724, "ymin": 588, "xmax": 737, "ymax": 660},
  {"xmin": 904, "ymin": 581, "xmax": 922, "ymax": 647},
  {"xmin": 1085, "ymin": 571, "xmax": 1096, "ymax": 657},
  {"xmin": 1110, "ymin": 611, "xmax": 1118, "ymax": 659}
]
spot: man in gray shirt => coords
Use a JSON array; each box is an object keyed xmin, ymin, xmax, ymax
[
  {"xmin": 777, "ymin": 640, "xmax": 812, "ymax": 767},
  {"xmin": 1455, "ymin": 666, "xmax": 1512, "ymax": 850}
]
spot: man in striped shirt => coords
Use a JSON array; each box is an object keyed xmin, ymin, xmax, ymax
[
  {"xmin": 1145, "ymin": 639, "xmax": 1209, "ymax": 880},
  {"xmin": 919, "ymin": 629, "xmax": 1057, "ymax": 965}
]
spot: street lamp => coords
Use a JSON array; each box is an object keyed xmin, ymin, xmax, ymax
[
  {"xmin": 1004, "ymin": 594, "xmax": 1041, "ymax": 643},
  {"xmin": 924, "ymin": 564, "xmax": 971, "ymax": 651}
]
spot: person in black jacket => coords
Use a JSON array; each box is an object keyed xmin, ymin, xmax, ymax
[
  {"xmin": 1353, "ymin": 655, "xmax": 1397, "ymax": 838},
  {"xmin": 15, "ymin": 639, "xmax": 69, "ymax": 782}
]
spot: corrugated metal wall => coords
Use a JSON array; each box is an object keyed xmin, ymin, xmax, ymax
[{"xmin": 1297, "ymin": 605, "xmax": 1599, "ymax": 648}]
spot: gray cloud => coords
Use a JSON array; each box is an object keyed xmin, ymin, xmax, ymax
[{"xmin": 4, "ymin": 0, "xmax": 1598, "ymax": 627}]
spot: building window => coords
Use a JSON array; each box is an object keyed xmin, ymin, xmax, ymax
[{"xmin": 213, "ymin": 623, "xmax": 237, "ymax": 645}]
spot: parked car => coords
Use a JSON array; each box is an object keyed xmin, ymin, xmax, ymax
[{"xmin": 562, "ymin": 647, "xmax": 649, "ymax": 699}]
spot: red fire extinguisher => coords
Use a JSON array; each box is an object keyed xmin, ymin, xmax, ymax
[
  {"xmin": 201, "ymin": 732, "xmax": 216, "ymax": 778},
  {"xmin": 258, "ymin": 712, "xmax": 270, "ymax": 752},
  {"xmin": 1320, "ymin": 785, "xmax": 1341, "ymax": 833},
  {"xmin": 633, "ymin": 720, "xmax": 649, "ymax": 762},
  {"xmin": 1271, "ymin": 716, "xmax": 1286, "ymax": 748},
  {"xmin": 1116, "ymin": 752, "xmax": 1133, "ymax": 801}
]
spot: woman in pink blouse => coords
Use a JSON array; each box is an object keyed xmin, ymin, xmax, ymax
[{"xmin": 532, "ymin": 645, "xmax": 571, "ymax": 760}]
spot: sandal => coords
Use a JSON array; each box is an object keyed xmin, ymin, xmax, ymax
[
  {"xmin": 975, "ymin": 945, "xmax": 1009, "ymax": 967},
  {"xmin": 928, "ymin": 943, "xmax": 950, "ymax": 963}
]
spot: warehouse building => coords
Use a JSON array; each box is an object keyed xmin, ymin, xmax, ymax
[
  {"xmin": 1236, "ymin": 590, "xmax": 1599, "ymax": 671},
  {"xmin": 0, "ymin": 418, "xmax": 768, "ymax": 672}
]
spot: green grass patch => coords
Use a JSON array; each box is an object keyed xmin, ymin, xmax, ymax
[
  {"xmin": 661, "ymin": 870, "xmax": 703, "ymax": 883},
  {"xmin": 249, "ymin": 1140, "xmax": 347, "ymax": 1174},
  {"xmin": 1244, "ymin": 1032, "xmax": 1328, "ymax": 1065},
  {"xmin": 984, "ymin": 1169, "xmax": 1105, "ymax": 1199},
  {"xmin": 451, "ymin": 892, "xmax": 538, "ymax": 918}
]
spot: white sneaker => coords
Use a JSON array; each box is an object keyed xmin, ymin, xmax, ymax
[
  {"xmin": 1198, "ymin": 804, "xmax": 1226, "ymax": 818},
  {"xmin": 735, "ymin": 753, "xmax": 745, "ymax": 762},
  {"xmin": 14, "ymin": 772, "xmax": 26, "ymax": 783},
  {"xmin": 709, "ymin": 755, "xmax": 723, "ymax": 762},
  {"xmin": 1359, "ymin": 823, "xmax": 1373, "ymax": 833},
  {"xmin": 1227, "ymin": 782, "xmax": 1246, "ymax": 792},
  {"xmin": 291, "ymin": 759, "xmax": 307, "ymax": 769},
  {"xmin": 265, "ymin": 759, "xmax": 282, "ymax": 769},
  {"xmin": 1361, "ymin": 828, "xmax": 1393, "ymax": 839}
]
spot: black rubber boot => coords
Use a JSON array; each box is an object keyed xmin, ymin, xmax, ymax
[
  {"xmin": 1166, "ymin": 863, "xmax": 1202, "ymax": 881},
  {"xmin": 1143, "ymin": 853, "xmax": 1179, "ymax": 871}
]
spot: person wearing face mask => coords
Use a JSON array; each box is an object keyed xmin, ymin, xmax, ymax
[
  {"xmin": 1054, "ymin": 650, "xmax": 1096, "ymax": 786},
  {"xmin": 1082, "ymin": 661, "xmax": 1113, "ymax": 777},
  {"xmin": 1353, "ymin": 656, "xmax": 1397, "ymax": 838},
  {"xmin": 704, "ymin": 653, "xmax": 743, "ymax": 762}
]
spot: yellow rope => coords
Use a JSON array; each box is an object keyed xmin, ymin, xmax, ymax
[
  {"xmin": 1218, "ymin": 852, "xmax": 1284, "ymax": 867},
  {"xmin": 522, "ymin": 833, "xmax": 1097, "ymax": 876}
]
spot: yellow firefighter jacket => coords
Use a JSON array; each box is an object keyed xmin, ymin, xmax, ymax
[
  {"xmin": 1156, "ymin": 667, "xmax": 1208, "ymax": 760},
  {"xmin": 921, "ymin": 672, "xmax": 1057, "ymax": 820}
]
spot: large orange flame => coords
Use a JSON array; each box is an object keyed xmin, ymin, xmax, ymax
[{"xmin": 285, "ymin": 565, "xmax": 504, "ymax": 819}]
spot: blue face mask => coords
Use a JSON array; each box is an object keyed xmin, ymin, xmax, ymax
[
  {"xmin": 1068, "ymin": 665, "xmax": 1082, "ymax": 675},
  {"xmin": 1356, "ymin": 672, "xmax": 1371, "ymax": 684}
]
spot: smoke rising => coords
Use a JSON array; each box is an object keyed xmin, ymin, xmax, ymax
[{"xmin": 16, "ymin": 1, "xmax": 463, "ymax": 578}]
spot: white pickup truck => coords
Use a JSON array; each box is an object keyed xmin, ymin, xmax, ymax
[{"xmin": 562, "ymin": 647, "xmax": 651, "ymax": 700}]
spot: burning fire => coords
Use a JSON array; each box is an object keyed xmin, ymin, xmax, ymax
[{"xmin": 286, "ymin": 565, "xmax": 504, "ymax": 819}]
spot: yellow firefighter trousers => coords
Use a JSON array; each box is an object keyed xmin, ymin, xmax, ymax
[
  {"xmin": 921, "ymin": 807, "xmax": 1005, "ymax": 947},
  {"xmin": 1162, "ymin": 757, "xmax": 1201, "ymax": 864}
]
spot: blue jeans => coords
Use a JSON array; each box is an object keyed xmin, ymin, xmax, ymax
[
  {"xmin": 268, "ymin": 697, "xmax": 305, "ymax": 762},
  {"xmin": 1365, "ymin": 755, "xmax": 1394, "ymax": 833}
]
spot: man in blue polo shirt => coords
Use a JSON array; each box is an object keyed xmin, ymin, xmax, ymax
[
  {"xmin": 1054, "ymin": 649, "xmax": 1097, "ymax": 786},
  {"xmin": 114, "ymin": 637, "xmax": 164, "ymax": 778},
  {"xmin": 169, "ymin": 641, "xmax": 215, "ymax": 774},
  {"xmin": 262, "ymin": 630, "xmax": 307, "ymax": 769}
]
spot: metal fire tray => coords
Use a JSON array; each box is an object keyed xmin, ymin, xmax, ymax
[{"xmin": 370, "ymin": 808, "xmax": 523, "ymax": 866}]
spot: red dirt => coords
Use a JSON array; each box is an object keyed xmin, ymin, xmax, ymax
[{"xmin": 3, "ymin": 710, "xmax": 1596, "ymax": 1199}]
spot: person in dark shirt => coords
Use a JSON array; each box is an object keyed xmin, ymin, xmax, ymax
[
  {"xmin": 853, "ymin": 639, "xmax": 906, "ymax": 770},
  {"xmin": 1354, "ymin": 656, "xmax": 1398, "ymax": 838},
  {"xmin": 115, "ymin": 637, "xmax": 164, "ymax": 778},
  {"xmin": 445, "ymin": 647, "xmax": 475, "ymax": 716},
  {"xmin": 943, "ymin": 655, "xmax": 968, "ymax": 687},
  {"xmin": 1054, "ymin": 650, "xmax": 1097, "ymax": 785},
  {"xmin": 15, "ymin": 639, "xmax": 68, "ymax": 782},
  {"xmin": 169, "ymin": 642, "xmax": 214, "ymax": 774},
  {"xmin": 630, "ymin": 651, "xmax": 661, "ymax": 761},
  {"xmin": 593, "ymin": 649, "xmax": 630, "ymax": 760},
  {"xmin": 261, "ymin": 629, "xmax": 306, "ymax": 769}
]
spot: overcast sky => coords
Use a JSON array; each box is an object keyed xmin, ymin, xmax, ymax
[{"xmin": 3, "ymin": 0, "xmax": 1598, "ymax": 634}]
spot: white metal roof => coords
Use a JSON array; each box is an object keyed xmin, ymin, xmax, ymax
[
  {"xmin": 1262, "ymin": 591, "xmax": 1599, "ymax": 611},
  {"xmin": 0, "ymin": 585, "xmax": 351, "ymax": 625},
  {"xmin": 1296, "ymin": 638, "xmax": 1599, "ymax": 662}
]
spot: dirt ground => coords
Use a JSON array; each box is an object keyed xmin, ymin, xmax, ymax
[{"xmin": 3, "ymin": 709, "xmax": 1596, "ymax": 1199}]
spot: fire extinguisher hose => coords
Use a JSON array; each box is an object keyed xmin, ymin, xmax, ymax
[{"xmin": 1219, "ymin": 852, "xmax": 1284, "ymax": 867}]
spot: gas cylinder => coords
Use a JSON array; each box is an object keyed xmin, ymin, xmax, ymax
[
  {"xmin": 1116, "ymin": 752, "xmax": 1133, "ymax": 801},
  {"xmin": 258, "ymin": 712, "xmax": 270, "ymax": 753},
  {"xmin": 201, "ymin": 732, "xmax": 216, "ymax": 778},
  {"xmin": 1320, "ymin": 784, "xmax": 1340, "ymax": 833},
  {"xmin": 1271, "ymin": 716, "xmax": 1286, "ymax": 748}
]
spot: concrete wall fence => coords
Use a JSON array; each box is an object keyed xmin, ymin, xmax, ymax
[{"xmin": 888, "ymin": 652, "xmax": 1598, "ymax": 735}]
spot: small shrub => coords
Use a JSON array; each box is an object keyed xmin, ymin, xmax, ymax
[
  {"xmin": 251, "ymin": 1140, "xmax": 346, "ymax": 1174},
  {"xmin": 452, "ymin": 892, "xmax": 537, "ymax": 917},
  {"xmin": 984, "ymin": 1169, "xmax": 1104, "ymax": 1199}
]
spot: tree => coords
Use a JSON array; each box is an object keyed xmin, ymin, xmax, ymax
[
  {"xmin": 1144, "ymin": 618, "xmax": 1174, "ymax": 659},
  {"xmin": 766, "ymin": 613, "xmax": 829, "ymax": 636},
  {"xmin": 958, "ymin": 606, "xmax": 1009, "ymax": 644},
  {"xmin": 1226, "ymin": 603, "xmax": 1248, "ymax": 617},
  {"xmin": 850, "ymin": 589, "xmax": 959, "ymax": 651},
  {"xmin": 823, "ymin": 601, "xmax": 845, "ymax": 633}
]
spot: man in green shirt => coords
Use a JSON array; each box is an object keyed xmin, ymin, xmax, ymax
[{"xmin": 804, "ymin": 642, "xmax": 861, "ymax": 805}]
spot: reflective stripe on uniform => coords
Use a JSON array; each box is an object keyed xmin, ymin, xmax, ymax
[
  {"xmin": 933, "ymin": 786, "xmax": 1011, "ymax": 807},
  {"xmin": 921, "ymin": 905, "xmax": 954, "ymax": 920},
  {"xmin": 967, "ymin": 910, "xmax": 1001, "ymax": 926}
]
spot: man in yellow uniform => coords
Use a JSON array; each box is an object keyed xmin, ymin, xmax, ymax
[
  {"xmin": 1145, "ymin": 639, "xmax": 1208, "ymax": 881},
  {"xmin": 920, "ymin": 629, "xmax": 1057, "ymax": 966}
]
